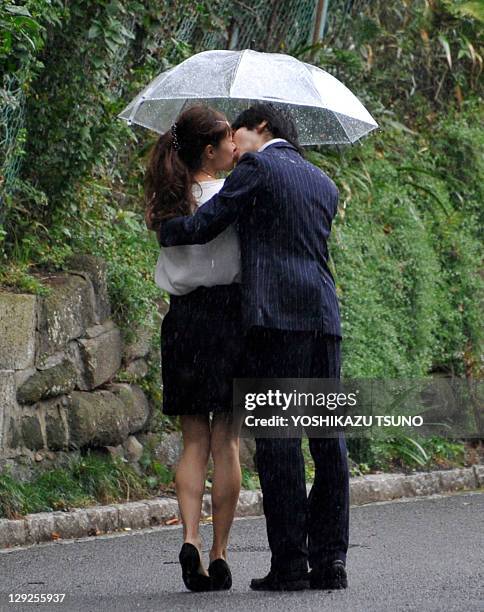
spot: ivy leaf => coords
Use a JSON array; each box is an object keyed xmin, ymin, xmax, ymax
[
  {"xmin": 106, "ymin": 30, "xmax": 125, "ymax": 45},
  {"xmin": 118, "ymin": 25, "xmax": 135, "ymax": 40},
  {"xmin": 88, "ymin": 24, "xmax": 101, "ymax": 39},
  {"xmin": 105, "ymin": 37, "xmax": 119, "ymax": 53},
  {"xmin": 13, "ymin": 15, "xmax": 41, "ymax": 31},
  {"xmin": 80, "ymin": 126, "xmax": 91, "ymax": 141},
  {"xmin": 90, "ymin": 55, "xmax": 104, "ymax": 68},
  {"xmin": 5, "ymin": 5, "xmax": 32, "ymax": 16}
]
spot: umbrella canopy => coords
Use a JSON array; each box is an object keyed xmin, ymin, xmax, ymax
[{"xmin": 117, "ymin": 49, "xmax": 379, "ymax": 145}]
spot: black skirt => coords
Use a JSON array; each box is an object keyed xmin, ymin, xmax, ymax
[{"xmin": 160, "ymin": 283, "xmax": 245, "ymax": 416}]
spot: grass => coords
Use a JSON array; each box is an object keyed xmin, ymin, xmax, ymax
[
  {"xmin": 0, "ymin": 450, "xmax": 174, "ymax": 520},
  {"xmin": 240, "ymin": 466, "xmax": 260, "ymax": 490}
]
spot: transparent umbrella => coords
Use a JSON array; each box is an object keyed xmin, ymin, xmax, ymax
[{"xmin": 117, "ymin": 49, "xmax": 379, "ymax": 146}]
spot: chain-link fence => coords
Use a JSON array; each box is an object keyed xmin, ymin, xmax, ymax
[
  {"xmin": 0, "ymin": 72, "xmax": 26, "ymax": 224},
  {"xmin": 174, "ymin": 0, "xmax": 322, "ymax": 53}
]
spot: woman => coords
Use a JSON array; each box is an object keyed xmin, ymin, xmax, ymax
[{"xmin": 144, "ymin": 105, "xmax": 243, "ymax": 592}]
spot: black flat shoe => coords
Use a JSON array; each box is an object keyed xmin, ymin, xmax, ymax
[
  {"xmin": 178, "ymin": 543, "xmax": 213, "ymax": 592},
  {"xmin": 208, "ymin": 558, "xmax": 232, "ymax": 590},
  {"xmin": 309, "ymin": 560, "xmax": 348, "ymax": 590},
  {"xmin": 250, "ymin": 569, "xmax": 309, "ymax": 591}
]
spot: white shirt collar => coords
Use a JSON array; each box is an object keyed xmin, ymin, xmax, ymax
[{"xmin": 257, "ymin": 138, "xmax": 288, "ymax": 152}]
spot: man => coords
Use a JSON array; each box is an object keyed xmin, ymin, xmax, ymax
[{"xmin": 152, "ymin": 103, "xmax": 349, "ymax": 591}]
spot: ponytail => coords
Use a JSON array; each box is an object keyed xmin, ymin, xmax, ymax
[{"xmin": 144, "ymin": 130, "xmax": 196, "ymax": 230}]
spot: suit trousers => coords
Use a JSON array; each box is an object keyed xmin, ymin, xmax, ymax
[{"xmin": 242, "ymin": 326, "xmax": 350, "ymax": 577}]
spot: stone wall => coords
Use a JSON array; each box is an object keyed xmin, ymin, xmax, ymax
[{"xmin": 0, "ymin": 255, "xmax": 163, "ymax": 479}]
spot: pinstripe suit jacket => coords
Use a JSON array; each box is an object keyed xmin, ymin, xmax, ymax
[{"xmin": 158, "ymin": 141, "xmax": 342, "ymax": 337}]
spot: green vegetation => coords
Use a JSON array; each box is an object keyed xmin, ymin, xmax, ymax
[
  {"xmin": 0, "ymin": 449, "xmax": 175, "ymax": 519},
  {"xmin": 308, "ymin": 101, "xmax": 483, "ymax": 380},
  {"xmin": 240, "ymin": 466, "xmax": 260, "ymax": 491},
  {"xmin": 302, "ymin": 434, "xmax": 467, "ymax": 479},
  {"xmin": 1, "ymin": 1, "xmax": 482, "ymax": 473}
]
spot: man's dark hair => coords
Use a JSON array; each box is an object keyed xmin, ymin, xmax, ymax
[{"xmin": 232, "ymin": 103, "xmax": 304, "ymax": 156}]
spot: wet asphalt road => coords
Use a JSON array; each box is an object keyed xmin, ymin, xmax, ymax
[{"xmin": 0, "ymin": 491, "xmax": 482, "ymax": 612}]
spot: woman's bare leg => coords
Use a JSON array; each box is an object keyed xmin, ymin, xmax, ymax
[
  {"xmin": 209, "ymin": 412, "xmax": 242, "ymax": 563},
  {"xmin": 176, "ymin": 414, "xmax": 211, "ymax": 574}
]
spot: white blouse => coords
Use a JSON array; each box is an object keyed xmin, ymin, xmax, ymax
[{"xmin": 154, "ymin": 178, "xmax": 241, "ymax": 295}]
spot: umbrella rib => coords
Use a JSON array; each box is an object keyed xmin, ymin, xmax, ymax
[
  {"xmin": 228, "ymin": 49, "xmax": 248, "ymax": 99},
  {"xmin": 125, "ymin": 67, "xmax": 175, "ymax": 123},
  {"xmin": 300, "ymin": 61, "xmax": 365, "ymax": 142},
  {"xmin": 331, "ymin": 110, "xmax": 352, "ymax": 144},
  {"xmin": 301, "ymin": 61, "xmax": 329, "ymax": 108}
]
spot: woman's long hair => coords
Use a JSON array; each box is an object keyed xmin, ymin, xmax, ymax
[{"xmin": 144, "ymin": 105, "xmax": 231, "ymax": 228}]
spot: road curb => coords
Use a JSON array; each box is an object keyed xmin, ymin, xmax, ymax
[{"xmin": 1, "ymin": 465, "xmax": 482, "ymax": 550}]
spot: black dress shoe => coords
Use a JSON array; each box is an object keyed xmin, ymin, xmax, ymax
[
  {"xmin": 178, "ymin": 543, "xmax": 213, "ymax": 592},
  {"xmin": 250, "ymin": 569, "xmax": 309, "ymax": 591},
  {"xmin": 208, "ymin": 558, "xmax": 232, "ymax": 590},
  {"xmin": 309, "ymin": 560, "xmax": 348, "ymax": 590}
]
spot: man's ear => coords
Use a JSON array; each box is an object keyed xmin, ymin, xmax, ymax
[{"xmin": 256, "ymin": 120, "xmax": 269, "ymax": 134}]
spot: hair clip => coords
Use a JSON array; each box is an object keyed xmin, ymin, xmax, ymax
[{"xmin": 171, "ymin": 123, "xmax": 180, "ymax": 151}]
